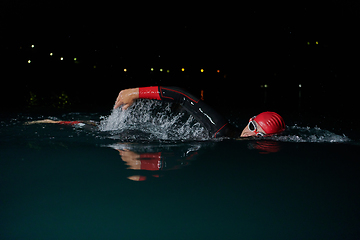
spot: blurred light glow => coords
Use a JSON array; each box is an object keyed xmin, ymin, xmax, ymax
[
  {"xmin": 160, "ymin": 69, "xmax": 163, "ymax": 72},
  {"xmin": 299, "ymin": 84, "xmax": 302, "ymax": 88},
  {"xmin": 60, "ymin": 57, "xmax": 64, "ymax": 61},
  {"xmin": 27, "ymin": 60, "xmax": 31, "ymax": 64},
  {"xmin": 150, "ymin": 68, "xmax": 154, "ymax": 71},
  {"xmin": 50, "ymin": 53, "xmax": 53, "ymax": 56},
  {"xmin": 307, "ymin": 42, "xmax": 310, "ymax": 45},
  {"xmin": 316, "ymin": 41, "xmax": 318, "ymax": 45},
  {"xmin": 200, "ymin": 69, "xmax": 204, "ymax": 72},
  {"xmin": 31, "ymin": 45, "xmax": 34, "ymax": 48},
  {"xmin": 217, "ymin": 70, "xmax": 220, "ymax": 73},
  {"xmin": 74, "ymin": 58, "xmax": 77, "ymax": 61},
  {"xmin": 167, "ymin": 70, "xmax": 170, "ymax": 73},
  {"xmin": 181, "ymin": 68, "xmax": 185, "ymax": 72},
  {"xmin": 124, "ymin": 69, "xmax": 127, "ymax": 72}
]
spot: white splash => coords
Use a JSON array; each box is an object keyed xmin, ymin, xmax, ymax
[
  {"xmin": 98, "ymin": 100, "xmax": 208, "ymax": 141},
  {"xmin": 271, "ymin": 125, "xmax": 351, "ymax": 143}
]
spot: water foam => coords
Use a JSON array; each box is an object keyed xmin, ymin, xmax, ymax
[
  {"xmin": 98, "ymin": 100, "xmax": 208, "ymax": 141},
  {"xmin": 270, "ymin": 125, "xmax": 351, "ymax": 143}
]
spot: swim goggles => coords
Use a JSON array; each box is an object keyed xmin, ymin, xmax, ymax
[{"xmin": 248, "ymin": 117, "xmax": 264, "ymax": 136}]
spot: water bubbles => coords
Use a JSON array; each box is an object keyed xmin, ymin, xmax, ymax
[
  {"xmin": 98, "ymin": 100, "xmax": 208, "ymax": 141},
  {"xmin": 270, "ymin": 125, "xmax": 351, "ymax": 143}
]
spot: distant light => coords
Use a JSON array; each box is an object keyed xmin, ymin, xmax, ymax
[
  {"xmin": 160, "ymin": 69, "xmax": 163, "ymax": 72},
  {"xmin": 181, "ymin": 68, "xmax": 185, "ymax": 72},
  {"xmin": 27, "ymin": 60, "xmax": 31, "ymax": 64},
  {"xmin": 31, "ymin": 45, "xmax": 34, "ymax": 48},
  {"xmin": 217, "ymin": 70, "xmax": 220, "ymax": 73},
  {"xmin": 150, "ymin": 68, "xmax": 154, "ymax": 71},
  {"xmin": 124, "ymin": 68, "xmax": 127, "ymax": 72},
  {"xmin": 93, "ymin": 65, "xmax": 97, "ymax": 69},
  {"xmin": 263, "ymin": 84, "xmax": 268, "ymax": 88},
  {"xmin": 315, "ymin": 41, "xmax": 319, "ymax": 45},
  {"xmin": 299, "ymin": 84, "xmax": 302, "ymax": 88},
  {"xmin": 167, "ymin": 70, "xmax": 170, "ymax": 73},
  {"xmin": 200, "ymin": 69, "xmax": 204, "ymax": 73},
  {"xmin": 307, "ymin": 42, "xmax": 310, "ymax": 45},
  {"xmin": 60, "ymin": 57, "xmax": 64, "ymax": 61},
  {"xmin": 49, "ymin": 53, "xmax": 53, "ymax": 56},
  {"xmin": 74, "ymin": 57, "xmax": 77, "ymax": 61}
]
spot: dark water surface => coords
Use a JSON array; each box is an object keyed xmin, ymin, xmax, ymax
[{"xmin": 1, "ymin": 103, "xmax": 359, "ymax": 239}]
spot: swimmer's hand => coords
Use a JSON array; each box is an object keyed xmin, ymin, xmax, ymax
[{"xmin": 114, "ymin": 88, "xmax": 139, "ymax": 110}]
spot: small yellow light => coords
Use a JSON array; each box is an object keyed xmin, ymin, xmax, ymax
[
  {"xmin": 124, "ymin": 68, "xmax": 127, "ymax": 72},
  {"xmin": 50, "ymin": 53, "xmax": 53, "ymax": 56},
  {"xmin": 264, "ymin": 84, "xmax": 268, "ymax": 88},
  {"xmin": 27, "ymin": 60, "xmax": 31, "ymax": 64},
  {"xmin": 181, "ymin": 68, "xmax": 185, "ymax": 72},
  {"xmin": 167, "ymin": 70, "xmax": 170, "ymax": 73},
  {"xmin": 93, "ymin": 65, "xmax": 97, "ymax": 69},
  {"xmin": 60, "ymin": 57, "xmax": 64, "ymax": 61},
  {"xmin": 315, "ymin": 41, "xmax": 319, "ymax": 45},
  {"xmin": 31, "ymin": 45, "xmax": 34, "ymax": 48},
  {"xmin": 160, "ymin": 69, "xmax": 163, "ymax": 72},
  {"xmin": 150, "ymin": 68, "xmax": 154, "ymax": 71},
  {"xmin": 74, "ymin": 57, "xmax": 77, "ymax": 61},
  {"xmin": 200, "ymin": 69, "xmax": 204, "ymax": 73}
]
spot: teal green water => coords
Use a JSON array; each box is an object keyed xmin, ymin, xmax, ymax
[{"xmin": 1, "ymin": 110, "xmax": 359, "ymax": 239}]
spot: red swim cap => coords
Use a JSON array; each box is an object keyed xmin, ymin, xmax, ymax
[{"xmin": 254, "ymin": 112, "xmax": 285, "ymax": 135}]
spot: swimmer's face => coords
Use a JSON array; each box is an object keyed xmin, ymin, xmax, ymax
[{"xmin": 240, "ymin": 120, "xmax": 266, "ymax": 137}]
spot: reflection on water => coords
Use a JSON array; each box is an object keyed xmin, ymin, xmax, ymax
[
  {"xmin": 1, "ymin": 112, "xmax": 360, "ymax": 239},
  {"xmin": 105, "ymin": 142, "xmax": 203, "ymax": 181},
  {"xmin": 247, "ymin": 140, "xmax": 282, "ymax": 154}
]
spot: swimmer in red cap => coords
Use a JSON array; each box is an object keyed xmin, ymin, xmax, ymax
[
  {"xmin": 115, "ymin": 86, "xmax": 286, "ymax": 138},
  {"xmin": 26, "ymin": 86, "xmax": 285, "ymax": 139},
  {"xmin": 240, "ymin": 112, "xmax": 286, "ymax": 137}
]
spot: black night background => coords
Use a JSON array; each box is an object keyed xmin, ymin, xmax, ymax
[{"xmin": 1, "ymin": 0, "xmax": 359, "ymax": 118}]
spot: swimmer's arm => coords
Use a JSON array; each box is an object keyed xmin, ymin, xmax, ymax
[
  {"xmin": 25, "ymin": 119, "xmax": 61, "ymax": 125},
  {"xmin": 25, "ymin": 119, "xmax": 96, "ymax": 126},
  {"xmin": 115, "ymin": 86, "xmax": 184, "ymax": 110}
]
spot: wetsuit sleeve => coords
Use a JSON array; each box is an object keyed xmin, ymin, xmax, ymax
[
  {"xmin": 57, "ymin": 120, "xmax": 98, "ymax": 131},
  {"xmin": 139, "ymin": 86, "xmax": 161, "ymax": 100},
  {"xmin": 138, "ymin": 86, "xmax": 241, "ymax": 138}
]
